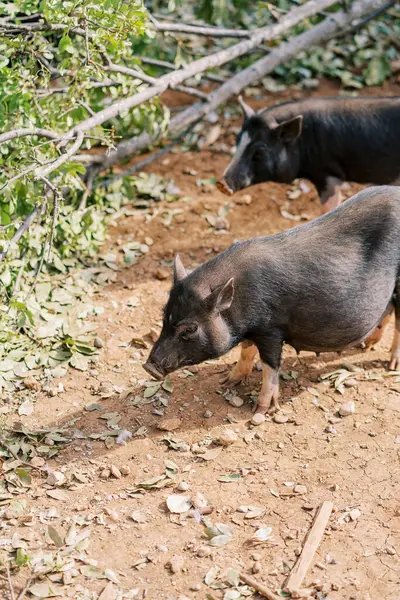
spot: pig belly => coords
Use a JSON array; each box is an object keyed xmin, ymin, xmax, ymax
[{"xmin": 285, "ymin": 293, "xmax": 394, "ymax": 353}]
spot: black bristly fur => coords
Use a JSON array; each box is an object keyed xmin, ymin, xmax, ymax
[
  {"xmin": 222, "ymin": 97, "xmax": 400, "ymax": 204},
  {"xmin": 145, "ymin": 186, "xmax": 400, "ymax": 378}
]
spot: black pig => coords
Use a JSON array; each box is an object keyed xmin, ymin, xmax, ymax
[
  {"xmin": 144, "ymin": 186, "xmax": 400, "ymax": 414},
  {"xmin": 217, "ymin": 96, "xmax": 400, "ymax": 212}
]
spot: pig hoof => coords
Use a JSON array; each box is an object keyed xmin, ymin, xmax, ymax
[{"xmin": 220, "ymin": 368, "xmax": 250, "ymax": 386}]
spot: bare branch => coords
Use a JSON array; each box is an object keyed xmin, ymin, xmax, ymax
[
  {"xmin": 0, "ymin": 207, "xmax": 40, "ymax": 262},
  {"xmin": 34, "ymin": 132, "xmax": 84, "ymax": 179},
  {"xmin": 104, "ymin": 62, "xmax": 209, "ymax": 99},
  {"xmin": 0, "ymin": 128, "xmax": 59, "ymax": 145},
  {"xmin": 5, "ymin": 562, "xmax": 15, "ymax": 600},
  {"xmin": 0, "ymin": 21, "xmax": 89, "ymax": 38},
  {"xmin": 150, "ymin": 15, "xmax": 252, "ymax": 38},
  {"xmin": 134, "ymin": 56, "xmax": 227, "ymax": 82},
  {"xmin": 68, "ymin": 0, "xmax": 340, "ymax": 138},
  {"xmin": 38, "ymin": 177, "xmax": 63, "ymax": 259}
]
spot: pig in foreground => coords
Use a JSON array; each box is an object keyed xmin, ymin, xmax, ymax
[
  {"xmin": 218, "ymin": 96, "xmax": 400, "ymax": 212},
  {"xmin": 144, "ymin": 186, "xmax": 400, "ymax": 414}
]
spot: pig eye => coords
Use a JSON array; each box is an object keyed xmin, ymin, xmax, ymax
[{"xmin": 178, "ymin": 324, "xmax": 198, "ymax": 340}]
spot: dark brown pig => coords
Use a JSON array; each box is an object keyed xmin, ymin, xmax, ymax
[
  {"xmin": 144, "ymin": 186, "xmax": 400, "ymax": 414},
  {"xmin": 217, "ymin": 96, "xmax": 400, "ymax": 212}
]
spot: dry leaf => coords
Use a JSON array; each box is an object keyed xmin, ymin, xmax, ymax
[
  {"xmin": 99, "ymin": 582, "xmax": 118, "ymax": 600},
  {"xmin": 166, "ymin": 494, "xmax": 191, "ymax": 514},
  {"xmin": 46, "ymin": 489, "xmax": 69, "ymax": 501},
  {"xmin": 199, "ymin": 447, "xmax": 223, "ymax": 461}
]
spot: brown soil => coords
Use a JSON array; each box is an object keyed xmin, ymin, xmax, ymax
[{"xmin": 8, "ymin": 80, "xmax": 400, "ymax": 600}]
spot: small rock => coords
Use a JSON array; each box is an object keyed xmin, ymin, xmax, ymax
[
  {"xmin": 229, "ymin": 395, "xmax": 244, "ymax": 408},
  {"xmin": 100, "ymin": 468, "xmax": 111, "ymax": 479},
  {"xmin": 167, "ymin": 555, "xmax": 184, "ymax": 574},
  {"xmin": 277, "ymin": 442, "xmax": 285, "ymax": 449},
  {"xmin": 31, "ymin": 457, "xmax": 45, "ymax": 468},
  {"xmin": 368, "ymin": 430, "xmax": 377, "ymax": 437},
  {"xmin": 197, "ymin": 546, "xmax": 212, "ymax": 558},
  {"xmin": 218, "ymin": 429, "xmax": 238, "ymax": 446},
  {"xmin": 339, "ymin": 401, "xmax": 356, "ymax": 417},
  {"xmin": 251, "ymin": 413, "xmax": 265, "ymax": 426},
  {"xmin": 302, "ymin": 503, "xmax": 314, "ymax": 511},
  {"xmin": 235, "ymin": 194, "xmax": 252, "ymax": 205},
  {"xmin": 46, "ymin": 471, "xmax": 66, "ymax": 487},
  {"xmin": 273, "ymin": 414, "xmax": 288, "ymax": 424},
  {"xmin": 250, "ymin": 561, "xmax": 261, "ymax": 574},
  {"xmin": 325, "ymin": 425, "xmax": 337, "ymax": 435},
  {"xmin": 349, "ymin": 508, "xmax": 361, "ymax": 521},
  {"xmin": 330, "ymin": 483, "xmax": 339, "ymax": 492},
  {"xmin": 294, "ymin": 485, "xmax": 307, "ymax": 495},
  {"xmin": 250, "ymin": 552, "xmax": 262, "ymax": 561},
  {"xmin": 178, "ymin": 481, "xmax": 190, "ymax": 492},
  {"xmin": 94, "ymin": 337, "xmax": 104, "ymax": 348},
  {"xmin": 385, "ymin": 546, "xmax": 396, "ymax": 555},
  {"xmin": 120, "ymin": 465, "xmax": 130, "ymax": 476},
  {"xmin": 156, "ymin": 268, "xmax": 169, "ymax": 281},
  {"xmin": 157, "ymin": 418, "xmax": 182, "ymax": 432},
  {"xmin": 331, "ymin": 583, "xmax": 341, "ymax": 591},
  {"xmin": 203, "ymin": 410, "xmax": 213, "ymax": 419},
  {"xmin": 190, "ymin": 584, "xmax": 201, "ymax": 591},
  {"xmin": 110, "ymin": 465, "xmax": 122, "ymax": 479},
  {"xmin": 325, "ymin": 552, "xmax": 337, "ymax": 565}
]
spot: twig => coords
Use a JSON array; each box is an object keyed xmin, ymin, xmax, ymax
[
  {"xmin": 284, "ymin": 501, "xmax": 333, "ymax": 595},
  {"xmin": 338, "ymin": 0, "xmax": 396, "ymax": 36},
  {"xmin": 79, "ymin": 170, "xmax": 95, "ymax": 210},
  {"xmin": 34, "ymin": 132, "xmax": 84, "ymax": 178},
  {"xmin": 5, "ymin": 563, "xmax": 15, "ymax": 600},
  {"xmin": 239, "ymin": 572, "xmax": 281, "ymax": 600},
  {"xmin": 38, "ymin": 177, "xmax": 63, "ymax": 260},
  {"xmin": 16, "ymin": 577, "xmax": 33, "ymax": 600},
  {"xmin": 134, "ymin": 56, "xmax": 227, "ymax": 83},
  {"xmin": 150, "ymin": 14, "xmax": 252, "ymax": 38},
  {"xmin": 0, "ymin": 206, "xmax": 40, "ymax": 261},
  {"xmin": 0, "ymin": 128, "xmax": 59, "ymax": 145},
  {"xmin": 84, "ymin": 13, "xmax": 90, "ymax": 65},
  {"xmin": 104, "ymin": 62, "xmax": 208, "ymax": 99}
]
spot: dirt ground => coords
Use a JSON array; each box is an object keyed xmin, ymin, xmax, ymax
[{"xmin": 4, "ymin": 80, "xmax": 400, "ymax": 600}]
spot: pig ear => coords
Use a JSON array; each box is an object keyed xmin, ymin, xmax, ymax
[
  {"xmin": 173, "ymin": 254, "xmax": 188, "ymax": 283},
  {"xmin": 274, "ymin": 115, "xmax": 303, "ymax": 144},
  {"xmin": 207, "ymin": 278, "xmax": 234, "ymax": 313},
  {"xmin": 238, "ymin": 95, "xmax": 255, "ymax": 120}
]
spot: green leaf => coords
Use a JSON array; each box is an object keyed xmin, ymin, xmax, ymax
[
  {"xmin": 363, "ymin": 55, "xmax": 391, "ymax": 86},
  {"xmin": 217, "ymin": 473, "xmax": 241, "ymax": 483}
]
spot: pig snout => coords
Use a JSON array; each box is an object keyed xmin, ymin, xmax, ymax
[
  {"xmin": 143, "ymin": 360, "xmax": 165, "ymax": 381},
  {"xmin": 217, "ymin": 177, "xmax": 234, "ymax": 196}
]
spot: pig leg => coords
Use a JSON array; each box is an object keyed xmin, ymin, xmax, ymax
[
  {"xmin": 253, "ymin": 334, "xmax": 283, "ymax": 414},
  {"xmin": 389, "ymin": 289, "xmax": 400, "ymax": 370},
  {"xmin": 363, "ymin": 307, "xmax": 393, "ymax": 349},
  {"xmin": 254, "ymin": 362, "xmax": 280, "ymax": 415},
  {"xmin": 221, "ymin": 340, "xmax": 257, "ymax": 385},
  {"xmin": 318, "ymin": 177, "xmax": 344, "ymax": 214}
]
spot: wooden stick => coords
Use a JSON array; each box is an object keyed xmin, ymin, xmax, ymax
[
  {"xmin": 239, "ymin": 572, "xmax": 281, "ymax": 600},
  {"xmin": 6, "ymin": 563, "xmax": 16, "ymax": 600},
  {"xmin": 284, "ymin": 501, "xmax": 333, "ymax": 596}
]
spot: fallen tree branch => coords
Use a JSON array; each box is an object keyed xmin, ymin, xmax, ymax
[
  {"xmin": 284, "ymin": 501, "xmax": 333, "ymax": 595},
  {"xmin": 239, "ymin": 572, "xmax": 281, "ymax": 600},
  {"xmin": 38, "ymin": 177, "xmax": 63, "ymax": 259},
  {"xmin": 96, "ymin": 0, "xmax": 390, "ymax": 172},
  {"xmin": 34, "ymin": 132, "xmax": 84, "ymax": 178},
  {"xmin": 104, "ymin": 62, "xmax": 208, "ymax": 98},
  {"xmin": 0, "ymin": 128, "xmax": 59, "ymax": 145},
  {"xmin": 67, "ymin": 0, "xmax": 338, "ymax": 139},
  {"xmin": 0, "ymin": 207, "xmax": 40, "ymax": 261},
  {"xmin": 5, "ymin": 563, "xmax": 15, "ymax": 600},
  {"xmin": 150, "ymin": 15, "xmax": 252, "ymax": 38},
  {"xmin": 134, "ymin": 56, "xmax": 227, "ymax": 82}
]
